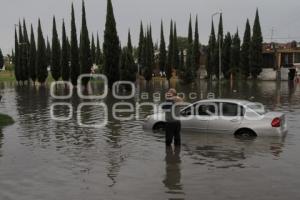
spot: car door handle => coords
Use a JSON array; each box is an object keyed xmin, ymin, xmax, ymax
[{"xmin": 230, "ymin": 119, "xmax": 239, "ymax": 122}]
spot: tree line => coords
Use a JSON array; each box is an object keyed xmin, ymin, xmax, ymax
[
  {"xmin": 12, "ymin": 0, "xmax": 264, "ymax": 89},
  {"xmin": 136, "ymin": 15, "xmax": 201, "ymax": 86},
  {"xmin": 0, "ymin": 48, "xmax": 3, "ymax": 70},
  {"xmin": 206, "ymin": 9, "xmax": 263, "ymax": 80},
  {"xmin": 13, "ymin": 0, "xmax": 105, "ymax": 87}
]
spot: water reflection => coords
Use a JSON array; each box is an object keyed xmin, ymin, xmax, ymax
[
  {"xmin": 105, "ymin": 122, "xmax": 123, "ymax": 187},
  {"xmin": 104, "ymin": 94, "xmax": 126, "ymax": 187},
  {"xmin": 0, "ymin": 129, "xmax": 3, "ymax": 157},
  {"xmin": 0, "ymin": 80, "xmax": 299, "ymax": 200},
  {"xmin": 163, "ymin": 146, "xmax": 184, "ymax": 198},
  {"xmin": 181, "ymin": 133, "xmax": 286, "ymax": 168},
  {"xmin": 15, "ymin": 85, "xmax": 51, "ymax": 145},
  {"xmin": 11, "ymin": 80, "xmax": 294, "ymax": 166}
]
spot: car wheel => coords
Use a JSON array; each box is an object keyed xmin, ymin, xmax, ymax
[
  {"xmin": 235, "ymin": 129, "xmax": 257, "ymax": 139},
  {"xmin": 153, "ymin": 122, "xmax": 166, "ymax": 132}
]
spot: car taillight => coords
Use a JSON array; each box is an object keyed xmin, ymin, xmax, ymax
[{"xmin": 271, "ymin": 117, "xmax": 281, "ymax": 127}]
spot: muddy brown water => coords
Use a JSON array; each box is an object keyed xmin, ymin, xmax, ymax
[{"xmin": 0, "ymin": 80, "xmax": 300, "ymax": 200}]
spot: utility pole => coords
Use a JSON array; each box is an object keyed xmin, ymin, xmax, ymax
[
  {"xmin": 270, "ymin": 27, "xmax": 274, "ymax": 43},
  {"xmin": 271, "ymin": 27, "xmax": 280, "ymax": 81}
]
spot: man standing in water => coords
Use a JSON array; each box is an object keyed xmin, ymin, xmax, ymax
[{"xmin": 164, "ymin": 88, "xmax": 183, "ymax": 147}]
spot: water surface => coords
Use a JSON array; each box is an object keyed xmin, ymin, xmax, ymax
[{"xmin": 0, "ymin": 80, "xmax": 300, "ymax": 200}]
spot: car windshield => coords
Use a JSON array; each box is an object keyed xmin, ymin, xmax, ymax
[{"xmin": 246, "ymin": 103, "xmax": 266, "ymax": 115}]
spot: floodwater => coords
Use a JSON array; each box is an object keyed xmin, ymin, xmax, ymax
[{"xmin": 0, "ymin": 80, "xmax": 300, "ymax": 200}]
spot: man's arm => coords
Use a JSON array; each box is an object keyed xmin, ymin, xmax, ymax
[{"xmin": 174, "ymin": 96, "xmax": 183, "ymax": 103}]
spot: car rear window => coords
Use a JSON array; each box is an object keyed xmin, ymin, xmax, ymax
[
  {"xmin": 246, "ymin": 103, "xmax": 266, "ymax": 115},
  {"xmin": 221, "ymin": 103, "xmax": 239, "ymax": 116}
]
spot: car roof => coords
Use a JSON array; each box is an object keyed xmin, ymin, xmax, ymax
[{"xmin": 195, "ymin": 98, "xmax": 252, "ymax": 105}]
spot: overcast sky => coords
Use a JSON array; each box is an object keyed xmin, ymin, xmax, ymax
[{"xmin": 1, "ymin": 0, "xmax": 300, "ymax": 54}]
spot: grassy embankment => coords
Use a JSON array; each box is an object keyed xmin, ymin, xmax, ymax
[
  {"xmin": 0, "ymin": 71, "xmax": 15, "ymax": 81},
  {"xmin": 0, "ymin": 70, "xmax": 55, "ymax": 83},
  {"xmin": 0, "ymin": 113, "xmax": 14, "ymax": 127},
  {"xmin": 0, "ymin": 71, "xmax": 15, "ymax": 127}
]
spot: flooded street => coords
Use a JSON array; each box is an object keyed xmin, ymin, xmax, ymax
[{"xmin": 0, "ymin": 80, "xmax": 300, "ymax": 200}]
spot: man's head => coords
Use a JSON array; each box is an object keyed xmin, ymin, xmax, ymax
[{"xmin": 166, "ymin": 88, "xmax": 177, "ymax": 99}]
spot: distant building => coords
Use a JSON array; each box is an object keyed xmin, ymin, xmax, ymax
[{"xmin": 262, "ymin": 41, "xmax": 300, "ymax": 80}]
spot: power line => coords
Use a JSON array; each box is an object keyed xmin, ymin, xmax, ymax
[
  {"xmin": 270, "ymin": 27, "xmax": 274, "ymax": 43},
  {"xmin": 264, "ymin": 37, "xmax": 300, "ymax": 40}
]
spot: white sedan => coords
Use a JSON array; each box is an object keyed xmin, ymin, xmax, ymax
[{"xmin": 143, "ymin": 99, "xmax": 288, "ymax": 137}]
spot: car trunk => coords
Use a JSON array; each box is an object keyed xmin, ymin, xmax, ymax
[{"xmin": 265, "ymin": 112, "xmax": 287, "ymax": 130}]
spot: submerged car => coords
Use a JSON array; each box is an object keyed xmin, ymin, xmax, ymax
[{"xmin": 143, "ymin": 99, "xmax": 288, "ymax": 137}]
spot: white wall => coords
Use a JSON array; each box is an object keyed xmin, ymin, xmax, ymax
[{"xmin": 258, "ymin": 68, "xmax": 277, "ymax": 81}]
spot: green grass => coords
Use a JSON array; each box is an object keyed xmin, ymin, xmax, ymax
[
  {"xmin": 0, "ymin": 70, "xmax": 55, "ymax": 83},
  {"xmin": 0, "ymin": 113, "xmax": 14, "ymax": 127},
  {"xmin": 0, "ymin": 71, "xmax": 15, "ymax": 81}
]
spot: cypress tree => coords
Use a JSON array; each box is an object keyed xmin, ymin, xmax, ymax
[
  {"xmin": 215, "ymin": 14, "xmax": 223, "ymax": 79},
  {"xmin": 70, "ymin": 3, "xmax": 80, "ymax": 86},
  {"xmin": 193, "ymin": 15, "xmax": 200, "ymax": 77},
  {"xmin": 144, "ymin": 26, "xmax": 154, "ymax": 82},
  {"xmin": 186, "ymin": 16, "xmax": 193, "ymax": 68},
  {"xmin": 12, "ymin": 50, "xmax": 15, "ymax": 66},
  {"xmin": 142, "ymin": 29, "xmax": 148, "ymax": 71},
  {"xmin": 173, "ymin": 23, "xmax": 179, "ymax": 70},
  {"xmin": 137, "ymin": 22, "xmax": 144, "ymax": 66},
  {"xmin": 179, "ymin": 49, "xmax": 185, "ymax": 71},
  {"xmin": 28, "ymin": 25, "xmax": 37, "ymax": 84},
  {"xmin": 95, "ymin": 33, "xmax": 102, "ymax": 66},
  {"xmin": 250, "ymin": 9, "xmax": 263, "ymax": 79},
  {"xmin": 149, "ymin": 26, "xmax": 154, "ymax": 73},
  {"xmin": 22, "ymin": 19, "xmax": 30, "ymax": 82},
  {"xmin": 51, "ymin": 16, "xmax": 61, "ymax": 81},
  {"xmin": 18, "ymin": 21, "xmax": 24, "ymax": 83},
  {"xmin": 80, "ymin": 0, "xmax": 92, "ymax": 86},
  {"xmin": 67, "ymin": 37, "xmax": 71, "ymax": 63},
  {"xmin": 207, "ymin": 21, "xmax": 216, "ymax": 79},
  {"xmin": 120, "ymin": 47, "xmax": 127, "ymax": 77},
  {"xmin": 36, "ymin": 19, "xmax": 48, "ymax": 84},
  {"xmin": 230, "ymin": 30, "xmax": 241, "ymax": 79},
  {"xmin": 145, "ymin": 25, "xmax": 154, "ymax": 82},
  {"xmin": 182, "ymin": 16, "xmax": 194, "ymax": 84},
  {"xmin": 14, "ymin": 28, "xmax": 21, "ymax": 83},
  {"xmin": 240, "ymin": 19, "xmax": 251, "ymax": 79},
  {"xmin": 141, "ymin": 30, "xmax": 147, "ymax": 74},
  {"xmin": 0, "ymin": 48, "xmax": 3, "ymax": 70},
  {"xmin": 166, "ymin": 20, "xmax": 174, "ymax": 83},
  {"xmin": 46, "ymin": 38, "xmax": 51, "ymax": 67},
  {"xmin": 127, "ymin": 29, "xmax": 133, "ymax": 53},
  {"xmin": 120, "ymin": 30, "xmax": 137, "ymax": 86},
  {"xmin": 103, "ymin": 0, "xmax": 121, "ymax": 88},
  {"xmin": 222, "ymin": 32, "xmax": 232, "ymax": 79},
  {"xmin": 159, "ymin": 21, "xmax": 166, "ymax": 73},
  {"xmin": 61, "ymin": 20, "xmax": 70, "ymax": 82},
  {"xmin": 91, "ymin": 34, "xmax": 96, "ymax": 64}
]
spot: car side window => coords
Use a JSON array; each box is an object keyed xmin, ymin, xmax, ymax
[
  {"xmin": 197, "ymin": 103, "xmax": 218, "ymax": 116},
  {"xmin": 198, "ymin": 105, "xmax": 208, "ymax": 116},
  {"xmin": 221, "ymin": 103, "xmax": 238, "ymax": 116},
  {"xmin": 180, "ymin": 106, "xmax": 194, "ymax": 116}
]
